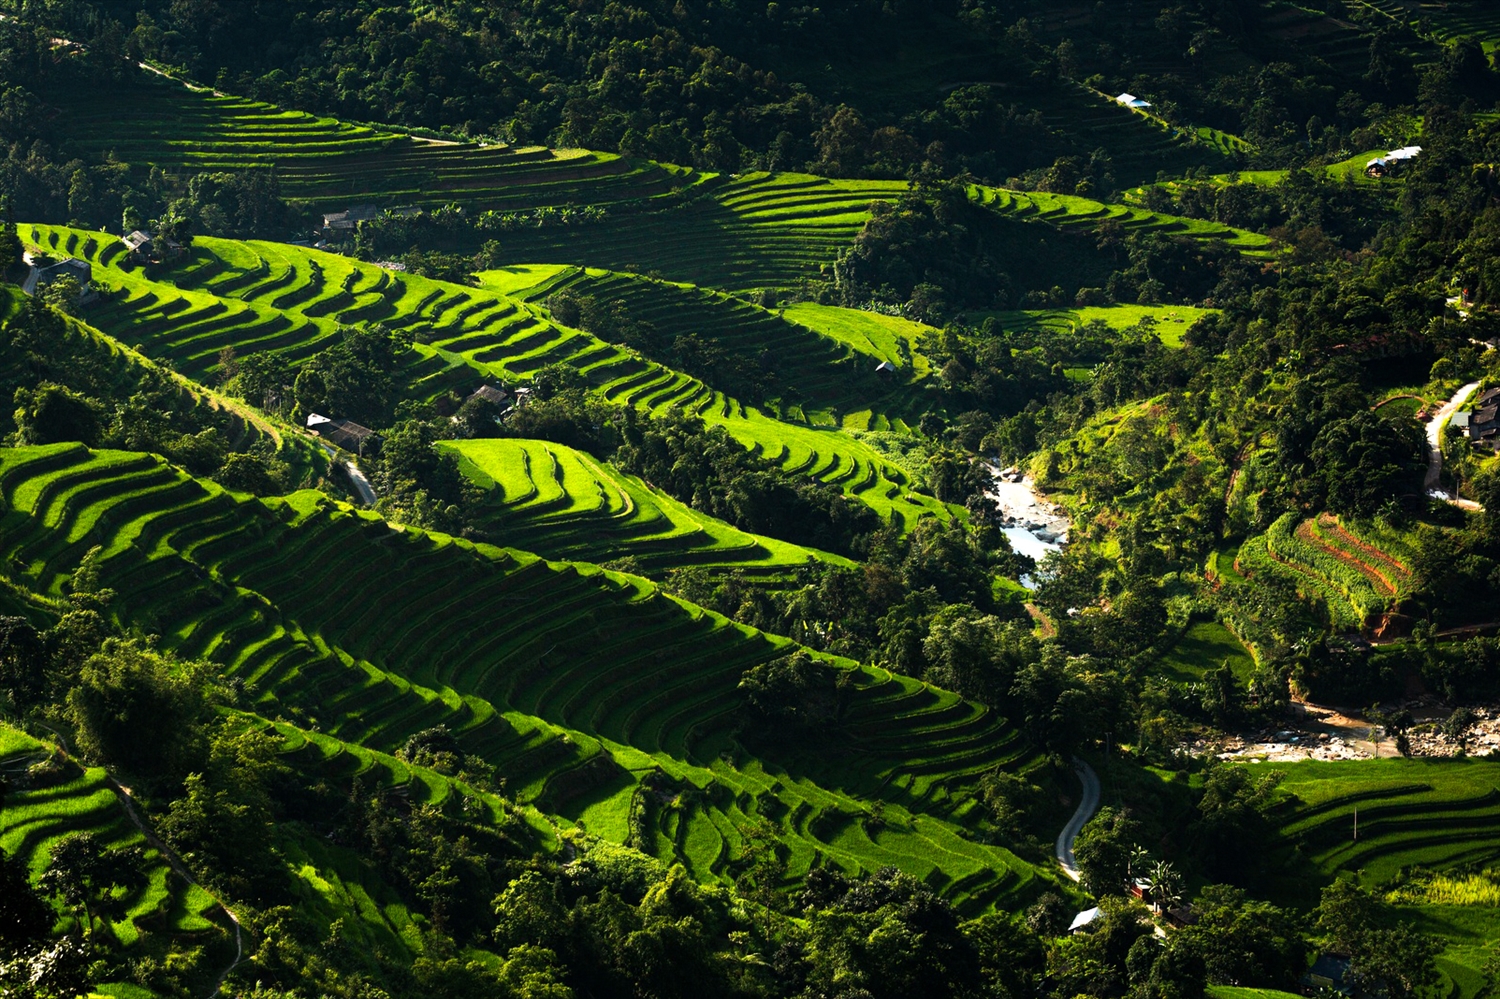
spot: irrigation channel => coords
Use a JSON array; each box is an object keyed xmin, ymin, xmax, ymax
[{"xmin": 987, "ymin": 465, "xmax": 1070, "ymax": 586}]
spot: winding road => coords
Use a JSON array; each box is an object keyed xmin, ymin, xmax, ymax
[
  {"xmin": 1055, "ymin": 757, "xmax": 1101, "ymax": 882},
  {"xmin": 1424, "ymin": 381, "xmax": 1480, "ymax": 494}
]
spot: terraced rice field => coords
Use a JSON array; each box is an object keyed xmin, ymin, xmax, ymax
[
  {"xmin": 446, "ymin": 438, "xmax": 852, "ymax": 581},
  {"xmin": 971, "ymin": 185, "xmax": 1276, "ymax": 256},
  {"xmin": 497, "ymin": 265, "xmax": 931, "ymax": 424},
  {"xmin": 29, "ymin": 224, "xmax": 949, "ymax": 527},
  {"xmin": 57, "ymin": 76, "xmax": 687, "ymax": 212},
  {"xmin": 1235, "ymin": 512, "xmax": 1410, "ymax": 631},
  {"xmin": 54, "ymin": 73, "xmax": 1281, "ymax": 295},
  {"xmin": 460, "ymin": 171, "xmax": 910, "ymax": 293},
  {"xmin": 1347, "ymin": 0, "xmax": 1500, "ymax": 54},
  {"xmin": 1023, "ymin": 81, "xmax": 1238, "ymax": 180},
  {"xmin": 1272, "ymin": 759, "xmax": 1500, "ymax": 885},
  {"xmin": 0, "ymin": 725, "xmax": 223, "ymax": 945},
  {"xmin": 0, "ymin": 444, "xmax": 1055, "ymax": 913}
]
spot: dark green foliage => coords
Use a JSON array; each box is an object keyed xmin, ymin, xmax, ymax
[
  {"xmin": 293, "ymin": 324, "xmax": 412, "ymax": 427},
  {"xmin": 738, "ymin": 650, "xmax": 842, "ymax": 732},
  {"xmin": 12, "ymin": 381, "xmax": 104, "ymax": 447},
  {"xmin": 37, "ymin": 832, "xmax": 148, "ymax": 938},
  {"xmin": 619, "ymin": 413, "xmax": 881, "ymax": 556},
  {"xmin": 65, "ymin": 638, "xmax": 216, "ymax": 788},
  {"xmin": 1073, "ymin": 807, "xmax": 1141, "ymax": 899},
  {"xmin": 1309, "ymin": 410, "xmax": 1425, "ymax": 516},
  {"xmin": 1188, "ymin": 765, "xmax": 1282, "ymax": 887},
  {"xmin": 1175, "ymin": 885, "xmax": 1308, "ymax": 988},
  {"xmin": 0, "ymin": 847, "xmax": 53, "ymax": 948},
  {"xmin": 1315, "ymin": 881, "xmax": 1442, "ymax": 999},
  {"xmin": 0, "ymin": 615, "xmax": 47, "ymax": 710}
]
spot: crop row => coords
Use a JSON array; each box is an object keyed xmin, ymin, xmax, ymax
[
  {"xmin": 1265, "ymin": 513, "xmax": 1390, "ymax": 620},
  {"xmin": 56, "ymin": 77, "xmax": 685, "ymax": 212},
  {"xmin": 0, "ymin": 445, "xmax": 1049, "ymax": 911},
  {"xmin": 0, "ymin": 725, "xmax": 223, "ymax": 947},
  {"xmin": 445, "ymin": 438, "xmax": 849, "ymax": 582},
  {"xmin": 1274, "ymin": 767, "xmax": 1500, "ymax": 885},
  {"xmin": 971, "ymin": 184, "xmax": 1275, "ymax": 256},
  {"xmin": 1234, "ymin": 532, "xmax": 1365, "ymax": 632},
  {"xmin": 32, "ymin": 224, "xmax": 949, "ymax": 527},
  {"xmin": 530, "ymin": 266, "xmax": 930, "ymax": 425}
]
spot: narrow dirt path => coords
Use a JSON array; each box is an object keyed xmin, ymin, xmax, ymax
[
  {"xmin": 1024, "ymin": 602, "xmax": 1056, "ymax": 639},
  {"xmin": 106, "ymin": 777, "xmax": 246, "ymax": 995},
  {"xmin": 29, "ymin": 723, "xmax": 246, "ymax": 997},
  {"xmin": 1056, "ymin": 758, "xmax": 1100, "ymax": 882}
]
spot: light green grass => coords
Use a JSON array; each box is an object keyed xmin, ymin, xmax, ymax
[
  {"xmin": 1159, "ymin": 621, "xmax": 1256, "ymax": 682},
  {"xmin": 782, "ymin": 303, "xmax": 935, "ymax": 376},
  {"xmin": 969, "ymin": 304, "xmax": 1216, "ymax": 347},
  {"xmin": 443, "ymin": 437, "xmax": 852, "ymax": 580},
  {"xmin": 1271, "ymin": 758, "xmax": 1500, "ymax": 886},
  {"xmin": 1207, "ymin": 988, "xmax": 1303, "ymax": 999},
  {"xmin": 475, "ymin": 264, "xmax": 573, "ymax": 296}
]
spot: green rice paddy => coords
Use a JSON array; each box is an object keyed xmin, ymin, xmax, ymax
[
  {"xmin": 1159, "ymin": 620, "xmax": 1256, "ymax": 682},
  {"xmin": 28, "ymin": 223, "xmax": 951, "ymax": 528},
  {"xmin": 445, "ymin": 437, "xmax": 852, "ymax": 581},
  {"xmin": 0, "ymin": 443, "xmax": 1059, "ymax": 913},
  {"xmin": 0, "ymin": 724, "xmax": 223, "ymax": 946},
  {"xmin": 967, "ymin": 303, "xmax": 1217, "ymax": 347}
]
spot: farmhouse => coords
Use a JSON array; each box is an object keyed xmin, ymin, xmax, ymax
[
  {"xmin": 1464, "ymin": 386, "xmax": 1500, "ymax": 450},
  {"xmin": 875, "ymin": 360, "xmax": 897, "ymax": 377},
  {"xmin": 1067, "ymin": 907, "xmax": 1101, "ymax": 933},
  {"xmin": 122, "ymin": 230, "xmax": 184, "ymax": 264},
  {"xmin": 321, "ymin": 204, "xmax": 381, "ymax": 231},
  {"xmin": 1114, "ymin": 93, "xmax": 1152, "ymax": 109},
  {"xmin": 468, "ymin": 384, "xmax": 509, "ymax": 406},
  {"xmin": 23, "ymin": 257, "xmax": 98, "ymax": 305},
  {"xmin": 306, "ymin": 413, "xmax": 380, "ymax": 455},
  {"xmin": 1365, "ymin": 145, "xmax": 1422, "ymax": 177}
]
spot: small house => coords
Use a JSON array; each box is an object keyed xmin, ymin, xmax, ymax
[
  {"xmin": 1067, "ymin": 907, "xmax": 1101, "ymax": 933},
  {"xmin": 1303, "ymin": 954, "xmax": 1351, "ymax": 993},
  {"xmin": 306, "ymin": 413, "xmax": 379, "ymax": 456},
  {"xmin": 121, "ymin": 230, "xmax": 183, "ymax": 264},
  {"xmin": 468, "ymin": 385, "xmax": 509, "ymax": 406},
  {"xmin": 1471, "ymin": 401, "xmax": 1500, "ymax": 451},
  {"xmin": 25, "ymin": 257, "xmax": 97, "ymax": 305},
  {"xmin": 321, "ymin": 204, "xmax": 381, "ymax": 232},
  {"xmin": 875, "ymin": 360, "xmax": 897, "ymax": 377},
  {"xmin": 1366, "ymin": 145, "xmax": 1422, "ymax": 177},
  {"xmin": 1115, "ymin": 93, "xmax": 1152, "ymax": 110}
]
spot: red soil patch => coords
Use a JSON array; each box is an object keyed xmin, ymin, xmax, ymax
[{"xmin": 1295, "ymin": 518, "xmax": 1396, "ymax": 596}]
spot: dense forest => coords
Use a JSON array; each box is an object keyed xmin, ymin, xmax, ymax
[{"xmin": 1, "ymin": 2, "xmax": 1500, "ymax": 999}]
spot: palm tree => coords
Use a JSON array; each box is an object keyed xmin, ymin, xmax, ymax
[
  {"xmin": 1127, "ymin": 844, "xmax": 1151, "ymax": 881},
  {"xmin": 1146, "ymin": 860, "xmax": 1182, "ymax": 914}
]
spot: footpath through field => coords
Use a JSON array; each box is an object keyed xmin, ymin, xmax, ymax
[{"xmin": 1055, "ymin": 757, "xmax": 1101, "ymax": 881}]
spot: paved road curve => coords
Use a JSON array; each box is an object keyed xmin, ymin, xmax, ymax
[
  {"xmin": 1425, "ymin": 381, "xmax": 1480, "ymax": 494},
  {"xmin": 1056, "ymin": 757, "xmax": 1101, "ymax": 882}
]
